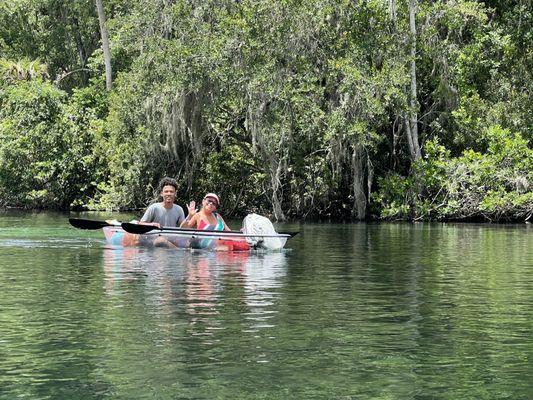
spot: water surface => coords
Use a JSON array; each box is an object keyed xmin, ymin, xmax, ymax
[{"xmin": 0, "ymin": 211, "xmax": 532, "ymax": 399}]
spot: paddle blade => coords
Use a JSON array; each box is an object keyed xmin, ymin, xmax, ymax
[
  {"xmin": 279, "ymin": 231, "xmax": 299, "ymax": 238},
  {"xmin": 121, "ymin": 222, "xmax": 158, "ymax": 234},
  {"xmin": 69, "ymin": 218, "xmax": 110, "ymax": 230}
]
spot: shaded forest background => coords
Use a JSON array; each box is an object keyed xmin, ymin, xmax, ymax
[{"xmin": 0, "ymin": 0, "xmax": 531, "ymax": 221}]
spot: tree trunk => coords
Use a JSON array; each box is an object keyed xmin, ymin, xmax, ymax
[
  {"xmin": 389, "ymin": 0, "xmax": 397, "ymax": 25},
  {"xmin": 95, "ymin": 0, "xmax": 112, "ymax": 90},
  {"xmin": 72, "ymin": 17, "xmax": 87, "ymax": 68},
  {"xmin": 367, "ymin": 154, "xmax": 374, "ymax": 207},
  {"xmin": 406, "ymin": 0, "xmax": 421, "ymax": 161},
  {"xmin": 271, "ymin": 157, "xmax": 286, "ymax": 221},
  {"xmin": 352, "ymin": 146, "xmax": 366, "ymax": 220}
]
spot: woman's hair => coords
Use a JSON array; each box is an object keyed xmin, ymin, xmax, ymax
[{"xmin": 158, "ymin": 177, "xmax": 178, "ymax": 192}]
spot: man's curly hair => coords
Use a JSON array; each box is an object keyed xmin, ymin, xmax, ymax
[{"xmin": 158, "ymin": 177, "xmax": 178, "ymax": 192}]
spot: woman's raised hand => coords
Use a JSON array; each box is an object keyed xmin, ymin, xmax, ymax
[{"xmin": 187, "ymin": 201, "xmax": 197, "ymax": 217}]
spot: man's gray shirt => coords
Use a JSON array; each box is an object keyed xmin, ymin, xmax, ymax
[{"xmin": 140, "ymin": 203, "xmax": 185, "ymax": 227}]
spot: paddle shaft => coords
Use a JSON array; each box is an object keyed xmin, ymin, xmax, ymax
[
  {"xmin": 69, "ymin": 218, "xmax": 298, "ymax": 238},
  {"xmin": 120, "ymin": 222, "xmax": 296, "ymax": 238}
]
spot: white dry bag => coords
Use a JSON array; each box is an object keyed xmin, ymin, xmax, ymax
[{"xmin": 242, "ymin": 213, "xmax": 285, "ymax": 250}]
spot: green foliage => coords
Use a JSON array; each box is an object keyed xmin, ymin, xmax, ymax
[
  {"xmin": 0, "ymin": 80, "xmax": 66, "ymax": 207},
  {"xmin": 194, "ymin": 143, "xmax": 267, "ymax": 215},
  {"xmin": 376, "ymin": 126, "xmax": 532, "ymax": 221},
  {"xmin": 373, "ymin": 174, "xmax": 413, "ymax": 220},
  {"xmin": 0, "ymin": 0, "xmax": 104, "ymax": 90},
  {"xmin": 0, "ymin": 0, "xmax": 531, "ymax": 221},
  {"xmin": 0, "ymin": 77, "xmax": 109, "ymax": 209},
  {"xmin": 95, "ymin": 0, "xmax": 410, "ymax": 218},
  {"xmin": 0, "ymin": 58, "xmax": 49, "ymax": 82}
]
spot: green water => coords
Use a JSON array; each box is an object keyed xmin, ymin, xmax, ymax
[{"xmin": 0, "ymin": 211, "xmax": 532, "ymax": 400}]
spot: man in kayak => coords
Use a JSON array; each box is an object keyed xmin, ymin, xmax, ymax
[{"xmin": 141, "ymin": 177, "xmax": 186, "ymax": 227}]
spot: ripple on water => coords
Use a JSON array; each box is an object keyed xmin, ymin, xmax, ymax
[{"xmin": 0, "ymin": 238, "xmax": 101, "ymax": 249}]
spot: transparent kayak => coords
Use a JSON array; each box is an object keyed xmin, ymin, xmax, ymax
[{"xmin": 102, "ymin": 226, "xmax": 290, "ymax": 251}]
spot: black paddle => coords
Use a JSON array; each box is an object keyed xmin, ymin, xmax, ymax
[
  {"xmin": 120, "ymin": 222, "xmax": 299, "ymax": 238},
  {"xmin": 68, "ymin": 218, "xmax": 119, "ymax": 230}
]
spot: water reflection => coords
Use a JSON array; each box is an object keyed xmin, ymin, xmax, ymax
[{"xmin": 102, "ymin": 247, "xmax": 289, "ymax": 339}]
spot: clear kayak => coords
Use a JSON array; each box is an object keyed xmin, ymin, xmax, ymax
[
  {"xmin": 102, "ymin": 226, "xmax": 284, "ymax": 251},
  {"xmin": 69, "ymin": 214, "xmax": 297, "ymax": 251}
]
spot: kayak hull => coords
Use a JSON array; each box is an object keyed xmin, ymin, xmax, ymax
[{"xmin": 103, "ymin": 227, "xmax": 257, "ymax": 251}]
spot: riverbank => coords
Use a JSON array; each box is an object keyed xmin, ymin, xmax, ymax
[{"xmin": 1, "ymin": 206, "xmax": 530, "ymax": 224}]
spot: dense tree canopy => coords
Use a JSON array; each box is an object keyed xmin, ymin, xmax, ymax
[{"xmin": 0, "ymin": 0, "xmax": 531, "ymax": 221}]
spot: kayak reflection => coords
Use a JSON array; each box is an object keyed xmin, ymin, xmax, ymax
[{"xmin": 102, "ymin": 247, "xmax": 289, "ymax": 335}]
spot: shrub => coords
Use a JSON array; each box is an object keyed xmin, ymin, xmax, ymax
[{"xmin": 375, "ymin": 126, "xmax": 532, "ymax": 221}]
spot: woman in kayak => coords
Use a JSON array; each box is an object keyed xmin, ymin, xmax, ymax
[
  {"xmin": 181, "ymin": 193, "xmax": 249, "ymax": 251},
  {"xmin": 180, "ymin": 193, "xmax": 229, "ymax": 231}
]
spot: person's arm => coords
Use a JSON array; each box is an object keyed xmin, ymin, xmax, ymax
[
  {"xmin": 140, "ymin": 204, "xmax": 154, "ymax": 223},
  {"xmin": 180, "ymin": 201, "xmax": 197, "ymax": 227},
  {"xmin": 175, "ymin": 206, "xmax": 186, "ymax": 226},
  {"xmin": 180, "ymin": 213, "xmax": 199, "ymax": 228},
  {"xmin": 139, "ymin": 204, "xmax": 161, "ymax": 227},
  {"xmin": 220, "ymin": 215, "xmax": 231, "ymax": 231}
]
